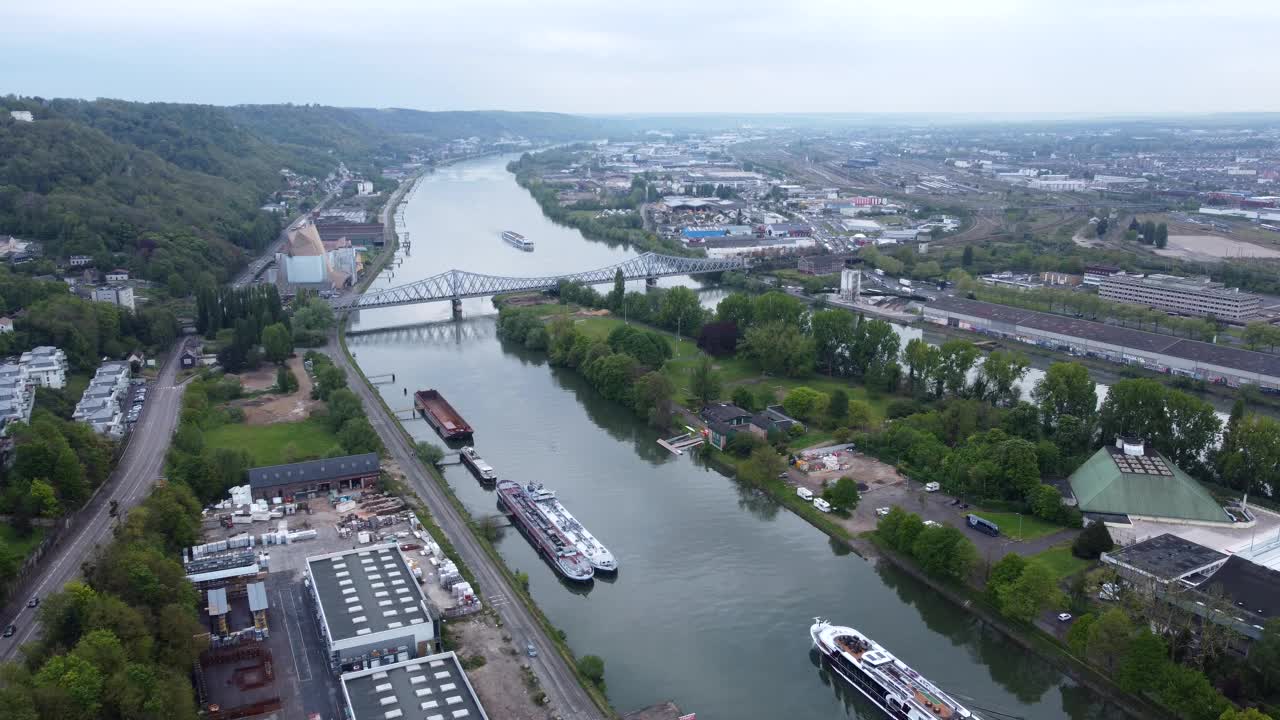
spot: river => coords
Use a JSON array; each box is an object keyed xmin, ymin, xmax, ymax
[{"xmin": 346, "ymin": 154, "xmax": 1127, "ymax": 720}]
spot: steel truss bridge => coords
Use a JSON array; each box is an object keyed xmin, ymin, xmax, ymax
[{"xmin": 340, "ymin": 252, "xmax": 746, "ymax": 312}]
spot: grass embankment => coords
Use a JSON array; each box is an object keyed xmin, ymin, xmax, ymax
[
  {"xmin": 0, "ymin": 525, "xmax": 45, "ymax": 561},
  {"xmin": 706, "ymin": 451, "xmax": 854, "ymax": 543},
  {"xmin": 1031, "ymin": 542, "xmax": 1092, "ymax": 581},
  {"xmin": 969, "ymin": 510, "xmax": 1063, "ymax": 542},
  {"xmin": 336, "ymin": 327, "xmax": 617, "ymax": 718},
  {"xmin": 203, "ymin": 418, "xmax": 338, "ymax": 465}
]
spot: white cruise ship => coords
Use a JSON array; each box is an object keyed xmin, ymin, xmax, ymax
[
  {"xmin": 501, "ymin": 230, "xmax": 535, "ymax": 251},
  {"xmin": 527, "ymin": 483, "xmax": 617, "ymax": 572},
  {"xmin": 810, "ymin": 618, "xmax": 978, "ymax": 720}
]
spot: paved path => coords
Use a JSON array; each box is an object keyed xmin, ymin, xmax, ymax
[
  {"xmin": 328, "ymin": 337, "xmax": 604, "ymax": 720},
  {"xmin": 0, "ymin": 340, "xmax": 187, "ymax": 661}
]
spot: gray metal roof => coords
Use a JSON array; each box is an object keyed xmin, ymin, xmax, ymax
[
  {"xmin": 342, "ymin": 652, "xmax": 488, "ymax": 720},
  {"xmin": 246, "ymin": 581, "xmax": 269, "ymax": 612},
  {"xmin": 207, "ymin": 587, "xmax": 229, "ymax": 616},
  {"xmin": 1103, "ymin": 533, "xmax": 1227, "ymax": 582},
  {"xmin": 248, "ymin": 452, "xmax": 380, "ymax": 490},
  {"xmin": 308, "ymin": 545, "xmax": 431, "ymax": 642}
]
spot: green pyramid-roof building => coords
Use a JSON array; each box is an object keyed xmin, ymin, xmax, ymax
[{"xmin": 1067, "ymin": 443, "xmax": 1229, "ymax": 525}]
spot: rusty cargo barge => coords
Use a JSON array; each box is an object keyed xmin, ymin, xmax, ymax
[{"xmin": 414, "ymin": 389, "xmax": 474, "ymax": 441}]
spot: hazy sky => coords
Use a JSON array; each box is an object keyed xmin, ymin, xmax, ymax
[{"xmin": 2, "ymin": 0, "xmax": 1278, "ymax": 113}]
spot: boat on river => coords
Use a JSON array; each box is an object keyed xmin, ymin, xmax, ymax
[
  {"xmin": 414, "ymin": 389, "xmax": 473, "ymax": 441},
  {"xmin": 526, "ymin": 482, "xmax": 617, "ymax": 573},
  {"xmin": 497, "ymin": 480, "xmax": 594, "ymax": 582},
  {"xmin": 459, "ymin": 446, "xmax": 497, "ymax": 483},
  {"xmin": 810, "ymin": 618, "xmax": 978, "ymax": 720},
  {"xmin": 501, "ymin": 230, "xmax": 535, "ymax": 251}
]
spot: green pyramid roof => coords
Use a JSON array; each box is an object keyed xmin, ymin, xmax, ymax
[{"xmin": 1068, "ymin": 446, "xmax": 1229, "ymax": 524}]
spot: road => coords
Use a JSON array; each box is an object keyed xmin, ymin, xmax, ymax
[
  {"xmin": 328, "ymin": 337, "xmax": 604, "ymax": 720},
  {"xmin": 0, "ymin": 340, "xmax": 188, "ymax": 661}
]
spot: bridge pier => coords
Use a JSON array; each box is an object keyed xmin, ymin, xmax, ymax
[
  {"xmin": 451, "ymin": 298, "xmax": 463, "ymax": 320},
  {"xmin": 645, "ymin": 276, "xmax": 658, "ymax": 288}
]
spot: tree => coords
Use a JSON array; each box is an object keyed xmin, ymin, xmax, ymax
[
  {"xmin": 415, "ymin": 442, "xmax": 445, "ymax": 466},
  {"xmin": 696, "ymin": 321, "xmax": 739, "ymax": 357},
  {"xmin": 782, "ymin": 387, "xmax": 828, "ymax": 422},
  {"xmin": 633, "ymin": 371, "xmax": 676, "ymax": 428},
  {"xmin": 740, "ymin": 320, "xmax": 816, "ymax": 377},
  {"xmin": 1028, "ymin": 483, "xmax": 1066, "ymax": 522},
  {"xmin": 1250, "ymin": 619, "xmax": 1280, "ymax": 695},
  {"xmin": 608, "ymin": 268, "xmax": 625, "ymax": 310},
  {"xmin": 1067, "ymin": 613, "xmax": 1096, "ymax": 656},
  {"xmin": 1086, "ymin": 608, "xmax": 1134, "ymax": 673},
  {"xmin": 1219, "ymin": 709, "xmax": 1273, "ymax": 720},
  {"xmin": 715, "ymin": 292, "xmax": 755, "ymax": 330},
  {"xmin": 576, "ymin": 654, "xmax": 606, "ymax": 690},
  {"xmin": 1071, "ymin": 520, "xmax": 1114, "ymax": 560},
  {"xmin": 961, "ymin": 245, "xmax": 974, "ymax": 266},
  {"xmin": 337, "ymin": 417, "xmax": 383, "ymax": 455},
  {"xmin": 1154, "ymin": 222, "xmax": 1169, "ymax": 249},
  {"xmin": 977, "ymin": 350, "xmax": 1030, "ymax": 406},
  {"xmin": 1216, "ymin": 415, "xmax": 1280, "ymax": 498},
  {"xmin": 987, "ymin": 553, "xmax": 1027, "ymax": 602},
  {"xmin": 911, "ymin": 525, "xmax": 977, "ymax": 581},
  {"xmin": 731, "ymin": 386, "xmax": 758, "ymax": 412},
  {"xmin": 751, "ymin": 291, "xmax": 807, "ymax": 330},
  {"xmin": 30, "ymin": 478, "xmax": 62, "ymax": 518},
  {"xmin": 827, "ymin": 389, "xmax": 849, "ymax": 425},
  {"xmin": 325, "ymin": 388, "xmax": 365, "ymax": 433},
  {"xmin": 740, "ymin": 446, "xmax": 786, "ymax": 487},
  {"xmin": 275, "ymin": 365, "xmax": 299, "ymax": 394},
  {"xmin": 1032, "ymin": 362, "xmax": 1097, "ymax": 429},
  {"xmin": 1116, "ymin": 630, "xmax": 1168, "ymax": 693},
  {"xmin": 689, "ymin": 356, "xmax": 722, "ymax": 406},
  {"xmin": 998, "ymin": 560, "xmax": 1058, "ymax": 623},
  {"xmin": 936, "ymin": 339, "xmax": 980, "ymax": 397},
  {"xmin": 657, "ymin": 286, "xmax": 704, "ymax": 337},
  {"xmin": 33, "ymin": 653, "xmax": 104, "ymax": 720},
  {"xmin": 314, "ymin": 364, "xmax": 348, "ymax": 400},
  {"xmin": 824, "ymin": 476, "xmax": 860, "ymax": 512},
  {"xmin": 903, "ymin": 337, "xmax": 939, "ymax": 395},
  {"xmin": 811, "ymin": 309, "xmax": 856, "ymax": 376},
  {"xmin": 260, "ymin": 322, "xmax": 292, "ymax": 364}
]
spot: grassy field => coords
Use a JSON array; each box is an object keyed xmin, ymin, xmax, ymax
[
  {"xmin": 204, "ymin": 418, "xmax": 338, "ymax": 466},
  {"xmin": 969, "ymin": 510, "xmax": 1064, "ymax": 542},
  {"xmin": 0, "ymin": 524, "xmax": 45, "ymax": 562},
  {"xmin": 1032, "ymin": 542, "xmax": 1093, "ymax": 581}
]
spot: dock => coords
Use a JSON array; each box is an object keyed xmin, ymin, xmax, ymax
[
  {"xmin": 622, "ymin": 701, "xmax": 694, "ymax": 720},
  {"xmin": 657, "ymin": 429, "xmax": 704, "ymax": 455}
]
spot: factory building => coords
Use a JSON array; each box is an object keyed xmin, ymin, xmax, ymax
[
  {"xmin": 797, "ymin": 254, "xmax": 851, "ymax": 275},
  {"xmin": 247, "ymin": 452, "xmax": 380, "ymax": 502},
  {"xmin": 1099, "ymin": 274, "xmax": 1261, "ymax": 321},
  {"xmin": 340, "ymin": 652, "xmax": 488, "ymax": 720},
  {"xmin": 922, "ymin": 296, "xmax": 1280, "ymax": 391},
  {"xmin": 306, "ymin": 545, "xmax": 436, "ymax": 674}
]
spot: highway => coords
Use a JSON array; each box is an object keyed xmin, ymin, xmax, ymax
[
  {"xmin": 328, "ymin": 337, "xmax": 604, "ymax": 720},
  {"xmin": 0, "ymin": 340, "xmax": 188, "ymax": 662}
]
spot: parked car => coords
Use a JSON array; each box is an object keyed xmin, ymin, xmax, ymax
[
  {"xmin": 526, "ymin": 642, "xmax": 538, "ymax": 658},
  {"xmin": 3, "ymin": 624, "xmax": 15, "ymax": 637},
  {"xmin": 796, "ymin": 487, "xmax": 813, "ymax": 501},
  {"xmin": 923, "ymin": 520, "xmax": 941, "ymax": 528},
  {"xmin": 812, "ymin": 498, "xmax": 832, "ymax": 513},
  {"xmin": 875, "ymin": 507, "xmax": 891, "ymax": 517},
  {"xmin": 26, "ymin": 597, "xmax": 38, "ymax": 608},
  {"xmin": 924, "ymin": 482, "xmax": 940, "ymax": 492},
  {"xmin": 1057, "ymin": 613, "xmax": 1073, "ymax": 622}
]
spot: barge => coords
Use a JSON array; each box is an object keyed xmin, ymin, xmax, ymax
[
  {"xmin": 414, "ymin": 389, "xmax": 473, "ymax": 441},
  {"xmin": 527, "ymin": 483, "xmax": 617, "ymax": 573},
  {"xmin": 496, "ymin": 480, "xmax": 594, "ymax": 582},
  {"xmin": 810, "ymin": 618, "xmax": 979, "ymax": 720},
  {"xmin": 459, "ymin": 446, "xmax": 497, "ymax": 483}
]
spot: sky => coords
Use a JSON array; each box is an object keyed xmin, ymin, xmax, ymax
[{"xmin": 2, "ymin": 0, "xmax": 1279, "ymax": 114}]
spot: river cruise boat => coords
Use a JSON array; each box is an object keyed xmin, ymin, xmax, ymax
[
  {"xmin": 497, "ymin": 480, "xmax": 593, "ymax": 582},
  {"xmin": 501, "ymin": 230, "xmax": 535, "ymax": 251},
  {"xmin": 459, "ymin": 446, "xmax": 497, "ymax": 483},
  {"xmin": 810, "ymin": 618, "xmax": 979, "ymax": 720},
  {"xmin": 526, "ymin": 483, "xmax": 617, "ymax": 573}
]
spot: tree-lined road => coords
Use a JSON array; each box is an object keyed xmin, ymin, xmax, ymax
[{"xmin": 0, "ymin": 341, "xmax": 187, "ymax": 662}]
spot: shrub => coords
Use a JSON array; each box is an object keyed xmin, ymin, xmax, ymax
[{"xmin": 1073, "ymin": 520, "xmax": 1114, "ymax": 559}]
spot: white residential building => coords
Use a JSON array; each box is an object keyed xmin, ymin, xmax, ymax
[
  {"xmin": 73, "ymin": 360, "xmax": 131, "ymax": 437},
  {"xmin": 0, "ymin": 318, "xmax": 12, "ymax": 334},
  {"xmin": 355, "ymin": 180, "xmax": 374, "ymax": 195},
  {"xmin": 9, "ymin": 111, "xmax": 33, "ymax": 123},
  {"xmin": 19, "ymin": 346, "xmax": 68, "ymax": 389},
  {"xmin": 68, "ymin": 255, "xmax": 93, "ymax": 267},
  {"xmin": 0, "ymin": 362, "xmax": 33, "ymax": 435},
  {"xmin": 93, "ymin": 285, "xmax": 135, "ymax": 311},
  {"xmin": 105, "ymin": 269, "xmax": 129, "ymax": 282}
]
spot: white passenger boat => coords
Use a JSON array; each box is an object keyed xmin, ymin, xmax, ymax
[
  {"xmin": 526, "ymin": 483, "xmax": 617, "ymax": 572},
  {"xmin": 501, "ymin": 230, "xmax": 535, "ymax": 250}
]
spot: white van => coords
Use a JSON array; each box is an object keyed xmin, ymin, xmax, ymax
[
  {"xmin": 796, "ymin": 487, "xmax": 814, "ymax": 501},
  {"xmin": 924, "ymin": 482, "xmax": 941, "ymax": 493},
  {"xmin": 813, "ymin": 498, "xmax": 832, "ymax": 513}
]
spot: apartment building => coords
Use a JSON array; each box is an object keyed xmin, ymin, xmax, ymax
[
  {"xmin": 0, "ymin": 362, "xmax": 33, "ymax": 434},
  {"xmin": 1100, "ymin": 274, "xmax": 1260, "ymax": 321},
  {"xmin": 73, "ymin": 361, "xmax": 131, "ymax": 437},
  {"xmin": 19, "ymin": 346, "xmax": 68, "ymax": 388}
]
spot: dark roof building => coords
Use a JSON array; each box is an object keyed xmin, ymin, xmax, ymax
[
  {"xmin": 1203, "ymin": 556, "xmax": 1280, "ymax": 626},
  {"xmin": 700, "ymin": 403, "xmax": 752, "ymax": 426},
  {"xmin": 340, "ymin": 652, "xmax": 489, "ymax": 720},
  {"xmin": 248, "ymin": 453, "xmax": 380, "ymax": 500},
  {"xmin": 749, "ymin": 406, "xmax": 803, "ymax": 437},
  {"xmin": 1101, "ymin": 533, "xmax": 1228, "ymax": 586},
  {"xmin": 306, "ymin": 544, "xmax": 435, "ymax": 671}
]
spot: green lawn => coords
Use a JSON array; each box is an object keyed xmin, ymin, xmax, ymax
[
  {"xmin": 204, "ymin": 418, "xmax": 338, "ymax": 466},
  {"xmin": 1032, "ymin": 542, "xmax": 1093, "ymax": 581},
  {"xmin": 0, "ymin": 524, "xmax": 45, "ymax": 561},
  {"xmin": 969, "ymin": 510, "xmax": 1064, "ymax": 542}
]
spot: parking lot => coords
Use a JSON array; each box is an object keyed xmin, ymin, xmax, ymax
[{"xmin": 124, "ymin": 379, "xmax": 149, "ymax": 428}]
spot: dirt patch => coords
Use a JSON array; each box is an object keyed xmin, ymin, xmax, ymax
[
  {"xmin": 448, "ymin": 614, "xmax": 555, "ymax": 720},
  {"xmin": 787, "ymin": 447, "xmax": 908, "ymax": 534},
  {"xmin": 233, "ymin": 356, "xmax": 320, "ymax": 425},
  {"xmin": 573, "ymin": 308, "xmax": 611, "ymax": 317},
  {"xmin": 1155, "ymin": 234, "xmax": 1280, "ymax": 261}
]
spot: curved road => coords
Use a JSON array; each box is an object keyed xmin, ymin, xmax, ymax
[
  {"xmin": 327, "ymin": 337, "xmax": 604, "ymax": 720},
  {"xmin": 0, "ymin": 341, "xmax": 186, "ymax": 662}
]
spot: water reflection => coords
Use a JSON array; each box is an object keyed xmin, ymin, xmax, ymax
[{"xmin": 731, "ymin": 479, "xmax": 781, "ymax": 522}]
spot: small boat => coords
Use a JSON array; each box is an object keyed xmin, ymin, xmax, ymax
[
  {"xmin": 501, "ymin": 230, "xmax": 535, "ymax": 251},
  {"xmin": 459, "ymin": 446, "xmax": 497, "ymax": 483}
]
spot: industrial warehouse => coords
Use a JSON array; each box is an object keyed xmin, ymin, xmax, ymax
[
  {"xmin": 340, "ymin": 651, "xmax": 489, "ymax": 720},
  {"xmin": 922, "ymin": 296, "xmax": 1280, "ymax": 390}
]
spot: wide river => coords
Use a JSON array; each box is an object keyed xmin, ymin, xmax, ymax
[{"xmin": 346, "ymin": 155, "xmax": 1127, "ymax": 720}]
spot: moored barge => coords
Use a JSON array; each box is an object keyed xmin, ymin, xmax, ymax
[
  {"xmin": 414, "ymin": 389, "xmax": 473, "ymax": 441},
  {"xmin": 459, "ymin": 446, "xmax": 497, "ymax": 483},
  {"xmin": 496, "ymin": 480, "xmax": 594, "ymax": 582}
]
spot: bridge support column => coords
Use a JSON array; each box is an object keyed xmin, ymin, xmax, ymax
[
  {"xmin": 645, "ymin": 276, "xmax": 658, "ymax": 288},
  {"xmin": 451, "ymin": 298, "xmax": 463, "ymax": 321}
]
